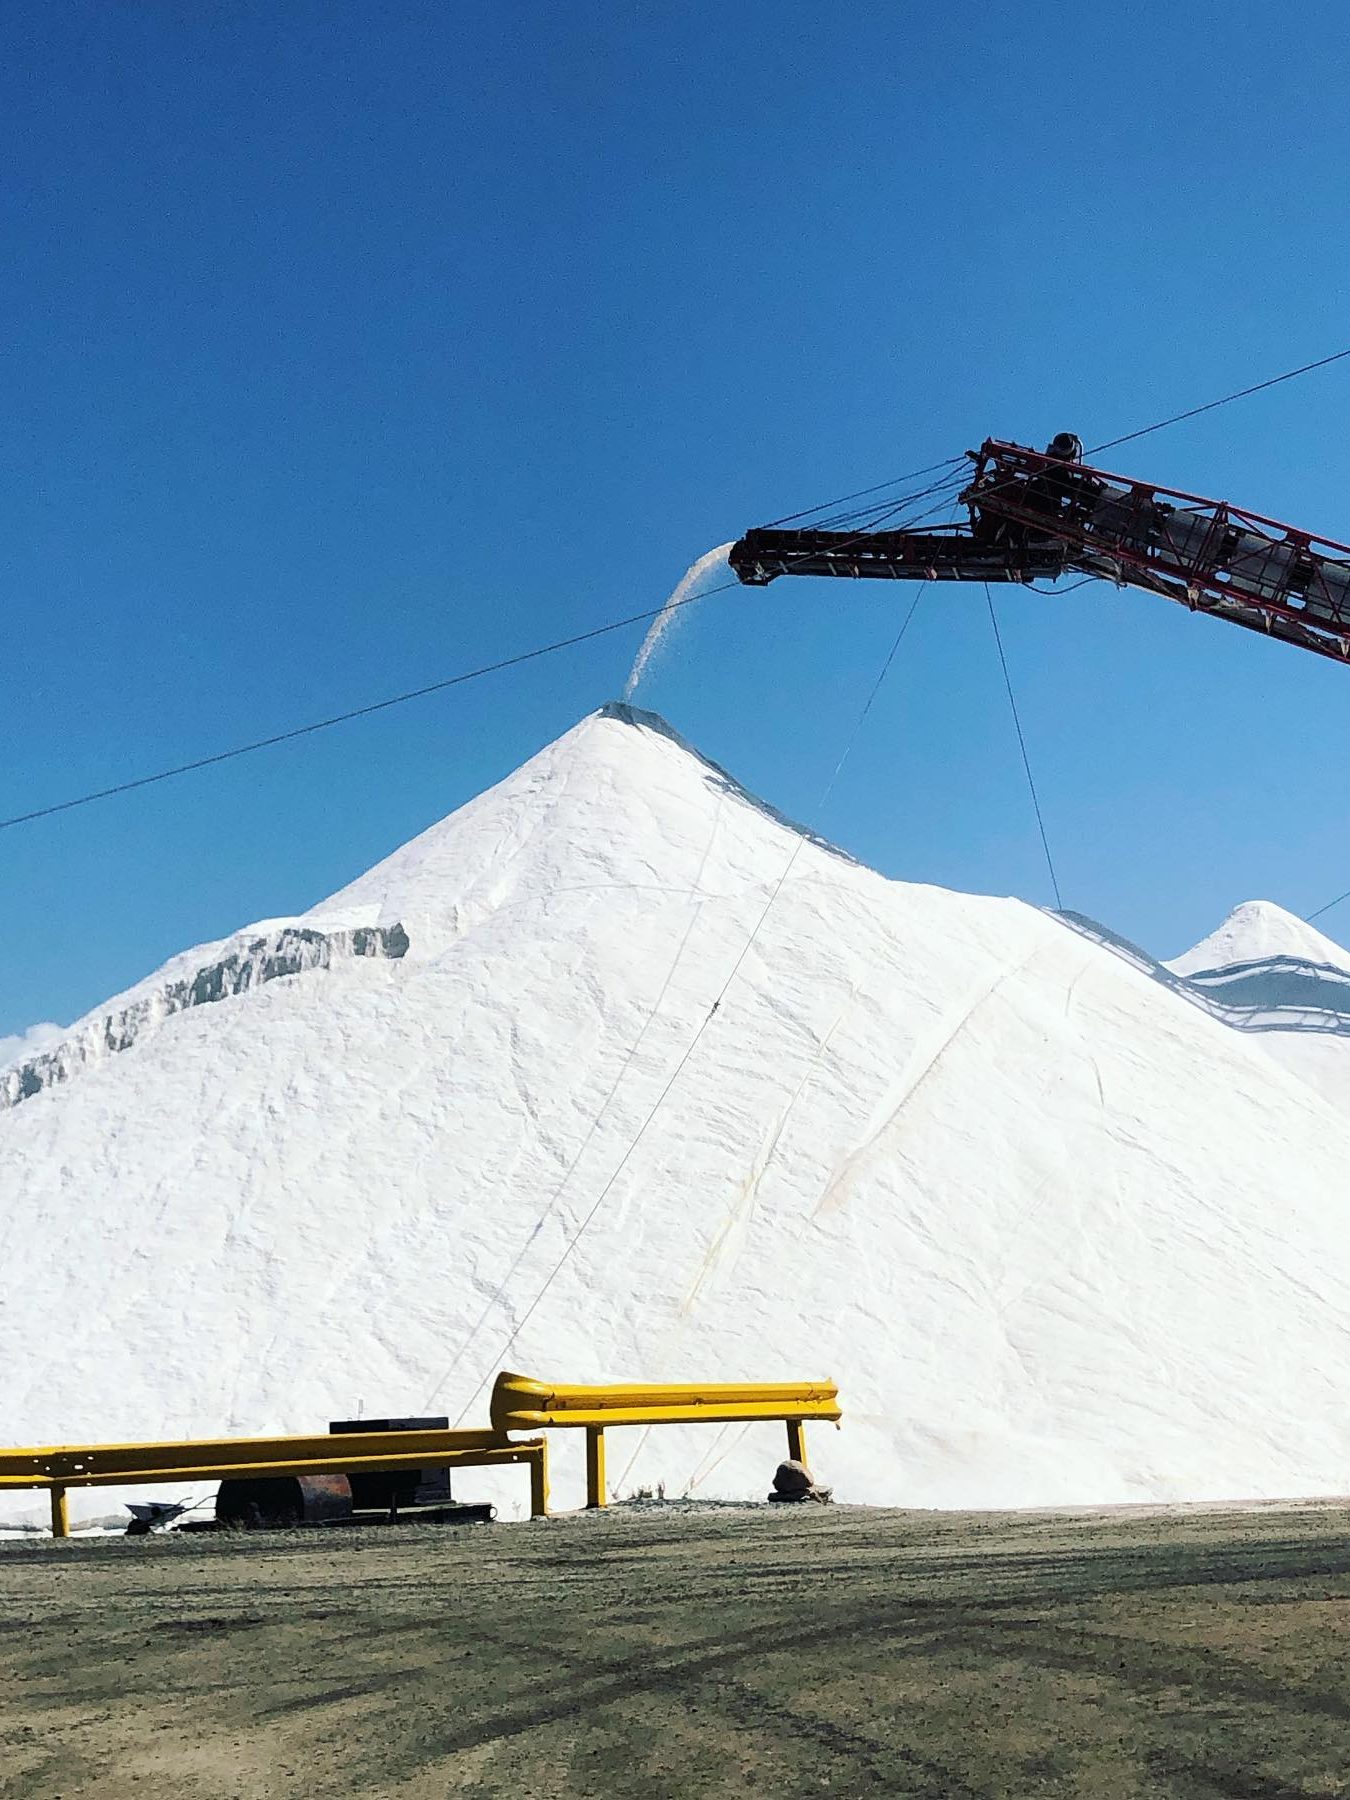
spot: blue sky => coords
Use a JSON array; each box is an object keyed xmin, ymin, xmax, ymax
[{"xmin": 6, "ymin": 0, "xmax": 1350, "ymax": 1036}]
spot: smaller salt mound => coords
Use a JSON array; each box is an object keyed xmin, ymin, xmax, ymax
[
  {"xmin": 1168, "ymin": 901, "xmax": 1350, "ymax": 977},
  {"xmin": 1165, "ymin": 902, "xmax": 1350, "ymax": 1107}
]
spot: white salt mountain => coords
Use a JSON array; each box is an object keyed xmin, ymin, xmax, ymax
[{"xmin": 5, "ymin": 703, "xmax": 1350, "ymax": 1527}]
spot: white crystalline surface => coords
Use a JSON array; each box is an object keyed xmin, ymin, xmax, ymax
[
  {"xmin": 5, "ymin": 704, "xmax": 1350, "ymax": 1525},
  {"xmin": 1, "ymin": 922, "xmax": 409, "ymax": 1112},
  {"xmin": 0, "ymin": 1022, "xmax": 64, "ymax": 1071}
]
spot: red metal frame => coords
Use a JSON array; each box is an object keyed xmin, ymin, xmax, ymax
[
  {"xmin": 973, "ymin": 440, "xmax": 1350, "ymax": 544},
  {"xmin": 967, "ymin": 439, "xmax": 1350, "ymax": 665}
]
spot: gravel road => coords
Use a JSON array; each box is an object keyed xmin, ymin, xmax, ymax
[{"xmin": 5, "ymin": 1500, "xmax": 1350, "ymax": 1796}]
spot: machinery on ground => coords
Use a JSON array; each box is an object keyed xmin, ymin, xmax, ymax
[
  {"xmin": 208, "ymin": 1417, "xmax": 494, "ymax": 1532},
  {"xmin": 729, "ymin": 434, "xmax": 1350, "ymax": 667}
]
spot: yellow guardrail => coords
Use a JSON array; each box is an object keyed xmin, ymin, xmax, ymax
[
  {"xmin": 0, "ymin": 1426, "xmax": 549, "ymax": 1538},
  {"xmin": 3, "ymin": 1371, "xmax": 841, "ymax": 1535},
  {"xmin": 490, "ymin": 1373, "xmax": 841, "ymax": 1509}
]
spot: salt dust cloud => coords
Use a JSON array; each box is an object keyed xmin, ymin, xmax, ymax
[{"xmin": 623, "ymin": 543, "xmax": 734, "ymax": 701}]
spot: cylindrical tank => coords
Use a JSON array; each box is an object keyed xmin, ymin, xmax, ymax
[
  {"xmin": 1156, "ymin": 509, "xmax": 1217, "ymax": 565},
  {"xmin": 1223, "ymin": 529, "xmax": 1301, "ymax": 602},
  {"xmin": 1302, "ymin": 557, "xmax": 1350, "ymax": 623},
  {"xmin": 1087, "ymin": 488, "xmax": 1158, "ymax": 554},
  {"xmin": 215, "ymin": 1473, "xmax": 353, "ymax": 1529}
]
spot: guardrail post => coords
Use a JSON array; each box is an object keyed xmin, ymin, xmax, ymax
[
  {"xmin": 529, "ymin": 1442, "xmax": 550, "ymax": 1520},
  {"xmin": 786, "ymin": 1419, "xmax": 806, "ymax": 1464},
  {"xmin": 49, "ymin": 1486, "xmax": 69, "ymax": 1540},
  {"xmin": 585, "ymin": 1426, "xmax": 606, "ymax": 1509}
]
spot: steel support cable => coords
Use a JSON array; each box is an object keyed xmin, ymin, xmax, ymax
[
  {"xmin": 419, "ymin": 794, "xmax": 728, "ymax": 1414},
  {"xmin": 882, "ymin": 347, "xmax": 1350, "ymax": 592},
  {"xmin": 809, "ymin": 466, "xmax": 970, "ymax": 531},
  {"xmin": 779, "ymin": 473, "xmax": 966, "ymax": 541},
  {"xmin": 1088, "ymin": 346, "xmax": 1350, "ymax": 456},
  {"xmin": 1026, "ymin": 575, "xmax": 1099, "ymax": 596},
  {"xmin": 447, "ymin": 585, "xmax": 930, "ymax": 1433},
  {"xmin": 684, "ymin": 1419, "xmax": 756, "ymax": 1494},
  {"xmin": 819, "ymin": 342, "xmax": 1350, "ymax": 528},
  {"xmin": 0, "ymin": 569, "xmax": 797, "ymax": 834},
  {"xmin": 939, "ymin": 342, "xmax": 1350, "ymax": 553},
  {"xmin": 912, "ymin": 345, "xmax": 1350, "ymax": 578},
  {"xmin": 804, "ymin": 481, "xmax": 969, "ymax": 546},
  {"xmin": 0, "ymin": 591, "xmax": 756, "ymax": 833},
  {"xmin": 430, "ymin": 526, "xmax": 938, "ymax": 1418},
  {"xmin": 2, "ymin": 479, "xmax": 959, "ymax": 836},
  {"xmin": 763, "ymin": 455, "xmax": 967, "ymax": 528},
  {"xmin": 984, "ymin": 584, "xmax": 1064, "ymax": 911},
  {"xmin": 821, "ymin": 491, "xmax": 960, "ymax": 540},
  {"xmin": 1305, "ymin": 885, "xmax": 1350, "ymax": 924},
  {"xmin": 708, "ymin": 337, "xmax": 1350, "ymax": 534},
  {"xmin": 771, "ymin": 343, "xmax": 1350, "ymax": 550},
  {"xmin": 784, "ymin": 482, "xmax": 967, "ymax": 535}
]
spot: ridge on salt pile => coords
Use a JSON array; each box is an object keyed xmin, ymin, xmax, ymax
[
  {"xmin": 5, "ymin": 702, "xmax": 1350, "ymax": 1524},
  {"xmin": 1, "ymin": 923, "xmax": 410, "ymax": 1112}
]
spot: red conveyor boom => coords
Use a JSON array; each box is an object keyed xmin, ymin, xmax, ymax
[{"xmin": 729, "ymin": 439, "xmax": 1350, "ymax": 667}]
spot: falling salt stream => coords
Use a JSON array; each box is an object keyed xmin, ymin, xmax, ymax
[{"xmin": 623, "ymin": 542, "xmax": 734, "ymax": 701}]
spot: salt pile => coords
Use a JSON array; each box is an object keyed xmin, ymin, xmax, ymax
[{"xmin": 4, "ymin": 704, "xmax": 1350, "ymax": 1522}]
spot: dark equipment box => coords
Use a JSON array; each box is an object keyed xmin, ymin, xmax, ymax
[{"xmin": 327, "ymin": 1415, "xmax": 453, "ymax": 1512}]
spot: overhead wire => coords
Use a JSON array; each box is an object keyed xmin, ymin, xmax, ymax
[
  {"xmin": 892, "ymin": 345, "xmax": 1350, "ymax": 602},
  {"xmin": 762, "ymin": 455, "xmax": 966, "ymax": 528},
  {"xmin": 811, "ymin": 340, "xmax": 1350, "ymax": 532},
  {"xmin": 1026, "ymin": 574, "xmax": 1100, "ymax": 596},
  {"xmin": 11, "ymin": 341, "xmax": 1350, "ymax": 838},
  {"xmin": 1088, "ymin": 346, "xmax": 1350, "ymax": 457},
  {"xmin": 984, "ymin": 584, "xmax": 1063, "ymax": 911},
  {"xmin": 421, "ymin": 490, "xmax": 948, "ymax": 1419},
  {"xmin": 807, "ymin": 466, "xmax": 970, "ymax": 532},
  {"xmin": 418, "ymin": 791, "xmax": 729, "ymax": 1413},
  {"xmin": 792, "ymin": 342, "xmax": 1350, "ymax": 552},
  {"xmin": 0, "ymin": 585, "xmax": 738, "ymax": 833},
  {"xmin": 682, "ymin": 1419, "xmax": 755, "ymax": 1496},
  {"xmin": 446, "ymin": 582, "xmax": 930, "ymax": 1432},
  {"xmin": 1, "ymin": 472, "xmax": 963, "ymax": 837},
  {"xmin": 1304, "ymin": 886, "xmax": 1350, "ymax": 924}
]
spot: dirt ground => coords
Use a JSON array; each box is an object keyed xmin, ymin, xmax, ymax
[{"xmin": 5, "ymin": 1500, "xmax": 1350, "ymax": 1797}]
